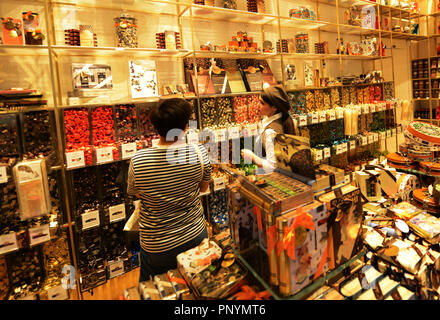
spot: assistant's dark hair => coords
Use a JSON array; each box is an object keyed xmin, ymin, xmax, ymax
[
  {"xmin": 150, "ymin": 98, "xmax": 192, "ymax": 138},
  {"xmin": 261, "ymin": 85, "xmax": 296, "ymax": 135}
]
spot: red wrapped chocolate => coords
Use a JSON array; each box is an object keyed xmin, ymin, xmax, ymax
[
  {"xmin": 64, "ymin": 108, "xmax": 93, "ymax": 165},
  {"xmin": 91, "ymin": 106, "xmax": 119, "ymax": 163}
]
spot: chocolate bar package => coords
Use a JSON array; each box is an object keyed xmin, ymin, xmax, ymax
[
  {"xmin": 227, "ymin": 184, "xmax": 259, "ymax": 252},
  {"xmin": 355, "ymin": 170, "xmax": 382, "ymax": 202},
  {"xmin": 154, "ymin": 273, "xmax": 177, "ymax": 300},
  {"xmin": 258, "ymin": 60, "xmax": 277, "ymax": 87},
  {"xmin": 407, "ymin": 212, "xmax": 440, "ymax": 244},
  {"xmin": 124, "ymin": 286, "xmax": 141, "ymax": 300},
  {"xmin": 186, "ymin": 69, "xmax": 215, "ymax": 95},
  {"xmin": 139, "ymin": 280, "xmax": 161, "ymax": 300},
  {"xmin": 167, "ymin": 269, "xmax": 190, "ymax": 299},
  {"xmin": 210, "ymin": 68, "xmax": 232, "ymax": 94},
  {"xmin": 276, "ymin": 201, "xmax": 328, "ymax": 296},
  {"xmin": 318, "ymin": 185, "xmax": 364, "ymax": 270},
  {"xmin": 241, "ymin": 66, "xmax": 264, "ymax": 92},
  {"xmin": 306, "ymin": 285, "xmax": 344, "ymax": 300}
]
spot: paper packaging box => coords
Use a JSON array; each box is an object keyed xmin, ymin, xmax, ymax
[
  {"xmin": 313, "ymin": 164, "xmax": 345, "ymax": 191},
  {"xmin": 276, "ymin": 201, "xmax": 328, "ymax": 296},
  {"xmin": 154, "ymin": 273, "xmax": 177, "ymax": 300},
  {"xmin": 1, "ymin": 18, "xmax": 24, "ymax": 45},
  {"xmin": 167, "ymin": 269, "xmax": 190, "ymax": 299},
  {"xmin": 355, "ymin": 170, "xmax": 382, "ymax": 202},
  {"xmin": 176, "ymin": 238, "xmax": 222, "ymax": 286},
  {"xmin": 227, "ymin": 184, "xmax": 259, "ymax": 252},
  {"xmin": 139, "ymin": 280, "xmax": 162, "ymax": 300},
  {"xmin": 187, "ymin": 70, "xmax": 215, "ymax": 95},
  {"xmin": 318, "ymin": 185, "xmax": 364, "ymax": 270},
  {"xmin": 123, "ymin": 286, "xmax": 142, "ymax": 300}
]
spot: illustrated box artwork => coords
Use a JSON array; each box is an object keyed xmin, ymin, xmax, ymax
[
  {"xmin": 129, "ymin": 60, "xmax": 158, "ymax": 98},
  {"xmin": 72, "ymin": 63, "xmax": 113, "ymax": 90}
]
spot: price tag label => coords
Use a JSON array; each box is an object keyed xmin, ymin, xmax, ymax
[
  {"xmin": 228, "ymin": 127, "xmax": 240, "ymax": 140},
  {"xmin": 362, "ymin": 105, "xmax": 369, "ymax": 114},
  {"xmin": 319, "ymin": 112, "xmax": 327, "ymax": 123},
  {"xmin": 311, "ymin": 113, "xmax": 319, "ymax": 124},
  {"xmin": 336, "ymin": 109, "xmax": 344, "ymax": 119},
  {"xmin": 328, "ymin": 110, "xmax": 336, "ymax": 121},
  {"xmin": 298, "ymin": 115, "xmax": 308, "ymax": 127},
  {"xmin": 217, "ymin": 129, "xmax": 227, "ymax": 142},
  {"xmin": 380, "ymin": 132, "xmax": 386, "ymax": 140},
  {"xmin": 368, "ymin": 135, "xmax": 374, "ymax": 144},
  {"xmin": 323, "ymin": 147, "xmax": 331, "ymax": 158},
  {"xmin": 370, "ymin": 104, "xmax": 376, "ymax": 113},
  {"xmin": 341, "ymin": 142, "xmax": 348, "ymax": 153},
  {"xmin": 344, "ymin": 175, "xmax": 351, "ymax": 185},
  {"xmin": 374, "ymin": 132, "xmax": 379, "ymax": 142},
  {"xmin": 336, "ymin": 144, "xmax": 342, "ymax": 155},
  {"xmin": 152, "ymin": 139, "xmax": 160, "ymax": 147},
  {"xmin": 392, "ymin": 128, "xmax": 397, "ymax": 136},
  {"xmin": 187, "ymin": 131, "xmax": 199, "ymax": 144},
  {"xmin": 0, "ymin": 232, "xmax": 18, "ymax": 255},
  {"xmin": 390, "ymin": 102, "xmax": 395, "ymax": 109},
  {"xmin": 361, "ymin": 136, "xmax": 368, "ymax": 146},
  {"xmin": 66, "ymin": 150, "xmax": 85, "ymax": 169},
  {"xmin": 109, "ymin": 204, "xmax": 126, "ymax": 223},
  {"xmin": 108, "ymin": 260, "xmax": 124, "ymax": 279},
  {"xmin": 47, "ymin": 285, "xmax": 68, "ymax": 301},
  {"xmin": 315, "ymin": 149, "xmax": 323, "ymax": 161},
  {"xmin": 96, "ymin": 146, "xmax": 114, "ymax": 164},
  {"xmin": 29, "ymin": 224, "xmax": 50, "ymax": 247},
  {"xmin": 386, "ymin": 130, "xmax": 392, "ymax": 138},
  {"xmin": 213, "ymin": 177, "xmax": 226, "ymax": 191},
  {"xmin": 0, "ymin": 166, "xmax": 7, "ymax": 184},
  {"xmin": 121, "ymin": 142, "xmax": 137, "ymax": 159},
  {"xmin": 380, "ymin": 103, "xmax": 386, "ymax": 111},
  {"xmin": 350, "ymin": 140, "xmax": 356, "ymax": 150},
  {"xmin": 82, "ymin": 210, "xmax": 100, "ymax": 230}
]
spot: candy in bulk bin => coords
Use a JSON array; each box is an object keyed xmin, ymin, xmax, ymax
[
  {"xmin": 323, "ymin": 89, "xmax": 331, "ymax": 110},
  {"xmin": 200, "ymin": 98, "xmax": 216, "ymax": 128},
  {"xmin": 102, "ymin": 221, "xmax": 128, "ymax": 262},
  {"xmin": 115, "ymin": 104, "xmax": 142, "ymax": 151},
  {"xmin": 371, "ymin": 110, "xmax": 386, "ymax": 131},
  {"xmin": 363, "ymin": 86, "xmax": 370, "ymax": 103},
  {"xmin": 315, "ymin": 90, "xmax": 324, "ymax": 111},
  {"xmin": 331, "ymin": 87, "xmax": 341, "ymax": 108},
  {"xmin": 208, "ymin": 189, "xmax": 229, "ymax": 233},
  {"xmin": 7, "ymin": 246, "xmax": 44, "ymax": 300},
  {"xmin": 0, "ymin": 115, "xmax": 19, "ymax": 156},
  {"xmin": 91, "ymin": 106, "xmax": 119, "ymax": 162},
  {"xmin": 342, "ymin": 87, "xmax": 350, "ymax": 106},
  {"xmin": 0, "ymin": 256, "xmax": 8, "ymax": 300},
  {"xmin": 384, "ymin": 82, "xmax": 394, "ymax": 100},
  {"xmin": 42, "ymin": 235, "xmax": 71, "ymax": 292},
  {"xmin": 233, "ymin": 96, "xmax": 249, "ymax": 125},
  {"xmin": 22, "ymin": 111, "xmax": 57, "ymax": 164},
  {"xmin": 72, "ymin": 166, "xmax": 99, "ymax": 223},
  {"xmin": 247, "ymin": 95, "xmax": 260, "ymax": 123},
  {"xmin": 0, "ymin": 158, "xmax": 21, "ymax": 235},
  {"xmin": 328, "ymin": 118, "xmax": 345, "ymax": 143},
  {"xmin": 139, "ymin": 105, "xmax": 160, "ymax": 148},
  {"xmin": 357, "ymin": 87, "xmax": 363, "ymax": 104},
  {"xmin": 216, "ymin": 97, "xmax": 234, "ymax": 127},
  {"xmin": 306, "ymin": 90, "xmax": 315, "ymax": 112},
  {"xmin": 308, "ymin": 123, "xmax": 329, "ymax": 148},
  {"xmin": 350, "ymin": 87, "xmax": 357, "ymax": 104},
  {"xmin": 64, "ymin": 108, "xmax": 93, "ymax": 165}
]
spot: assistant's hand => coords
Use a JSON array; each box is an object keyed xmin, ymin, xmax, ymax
[{"xmin": 241, "ymin": 149, "xmax": 254, "ymax": 163}]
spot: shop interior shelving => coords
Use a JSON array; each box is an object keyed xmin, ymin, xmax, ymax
[{"xmin": 0, "ymin": 0, "xmax": 426, "ymax": 300}]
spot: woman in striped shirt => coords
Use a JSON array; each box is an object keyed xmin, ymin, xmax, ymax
[{"xmin": 127, "ymin": 98, "xmax": 212, "ymax": 282}]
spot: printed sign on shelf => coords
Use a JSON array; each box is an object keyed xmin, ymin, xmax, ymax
[
  {"xmin": 95, "ymin": 146, "xmax": 114, "ymax": 164},
  {"xmin": 109, "ymin": 204, "xmax": 126, "ymax": 223},
  {"xmin": 350, "ymin": 140, "xmax": 356, "ymax": 150},
  {"xmin": 29, "ymin": 224, "xmax": 50, "ymax": 247},
  {"xmin": 47, "ymin": 285, "xmax": 69, "ymax": 301},
  {"xmin": 108, "ymin": 260, "xmax": 124, "ymax": 279},
  {"xmin": 323, "ymin": 147, "xmax": 331, "ymax": 159},
  {"xmin": 315, "ymin": 149, "xmax": 323, "ymax": 161},
  {"xmin": 0, "ymin": 232, "xmax": 18, "ymax": 255},
  {"xmin": 213, "ymin": 177, "xmax": 226, "ymax": 191},
  {"xmin": 311, "ymin": 113, "xmax": 319, "ymax": 124},
  {"xmin": 298, "ymin": 115, "xmax": 307, "ymax": 127},
  {"xmin": 66, "ymin": 150, "xmax": 85, "ymax": 169},
  {"xmin": 121, "ymin": 142, "xmax": 137, "ymax": 159},
  {"xmin": 82, "ymin": 210, "xmax": 100, "ymax": 230},
  {"xmin": 0, "ymin": 166, "xmax": 7, "ymax": 184}
]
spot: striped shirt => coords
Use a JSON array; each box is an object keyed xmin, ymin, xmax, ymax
[{"xmin": 127, "ymin": 143, "xmax": 212, "ymax": 253}]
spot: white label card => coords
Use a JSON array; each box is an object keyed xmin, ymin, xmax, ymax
[
  {"xmin": 370, "ymin": 104, "xmax": 376, "ymax": 113},
  {"xmin": 47, "ymin": 285, "xmax": 69, "ymax": 300},
  {"xmin": 213, "ymin": 177, "xmax": 226, "ymax": 191},
  {"xmin": 66, "ymin": 150, "xmax": 85, "ymax": 169},
  {"xmin": 386, "ymin": 130, "xmax": 392, "ymax": 138},
  {"xmin": 315, "ymin": 149, "xmax": 323, "ymax": 161},
  {"xmin": 341, "ymin": 142, "xmax": 348, "ymax": 153},
  {"xmin": 380, "ymin": 132, "xmax": 386, "ymax": 140},
  {"xmin": 328, "ymin": 110, "xmax": 336, "ymax": 121},
  {"xmin": 363, "ymin": 105, "xmax": 369, "ymax": 114},
  {"xmin": 96, "ymin": 147, "xmax": 114, "ymax": 164},
  {"xmin": 298, "ymin": 115, "xmax": 307, "ymax": 127},
  {"xmin": 374, "ymin": 133, "xmax": 379, "ymax": 142},
  {"xmin": 29, "ymin": 224, "xmax": 50, "ymax": 247},
  {"xmin": 0, "ymin": 232, "xmax": 18, "ymax": 255},
  {"xmin": 362, "ymin": 136, "xmax": 368, "ymax": 146},
  {"xmin": 336, "ymin": 109, "xmax": 344, "ymax": 119},
  {"xmin": 0, "ymin": 166, "xmax": 7, "ymax": 184},
  {"xmin": 108, "ymin": 260, "xmax": 124, "ymax": 278},
  {"xmin": 121, "ymin": 142, "xmax": 137, "ymax": 159},
  {"xmin": 336, "ymin": 144, "xmax": 342, "ymax": 155},
  {"xmin": 187, "ymin": 131, "xmax": 199, "ymax": 144},
  {"xmin": 368, "ymin": 135, "xmax": 374, "ymax": 144},
  {"xmin": 344, "ymin": 175, "xmax": 351, "ymax": 184},
  {"xmin": 350, "ymin": 140, "xmax": 356, "ymax": 150},
  {"xmin": 392, "ymin": 128, "xmax": 397, "ymax": 136},
  {"xmin": 152, "ymin": 139, "xmax": 160, "ymax": 147},
  {"xmin": 82, "ymin": 210, "xmax": 100, "ymax": 230},
  {"xmin": 228, "ymin": 127, "xmax": 240, "ymax": 140},
  {"xmin": 319, "ymin": 112, "xmax": 327, "ymax": 123},
  {"xmin": 323, "ymin": 147, "xmax": 331, "ymax": 158},
  {"xmin": 311, "ymin": 113, "xmax": 319, "ymax": 124},
  {"xmin": 109, "ymin": 204, "xmax": 126, "ymax": 223}
]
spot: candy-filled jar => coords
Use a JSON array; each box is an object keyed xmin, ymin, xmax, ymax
[{"xmin": 114, "ymin": 14, "xmax": 138, "ymax": 48}]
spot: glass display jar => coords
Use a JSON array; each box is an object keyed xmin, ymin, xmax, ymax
[{"xmin": 114, "ymin": 14, "xmax": 138, "ymax": 48}]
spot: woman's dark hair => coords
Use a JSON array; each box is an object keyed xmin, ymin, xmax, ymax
[
  {"xmin": 261, "ymin": 85, "xmax": 295, "ymax": 135},
  {"xmin": 150, "ymin": 98, "xmax": 192, "ymax": 137}
]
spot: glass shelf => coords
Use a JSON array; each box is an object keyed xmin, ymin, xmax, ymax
[
  {"xmin": 181, "ymin": 4, "xmax": 278, "ymax": 25},
  {"xmin": 0, "ymin": 45, "xmax": 49, "ymax": 56},
  {"xmin": 50, "ymin": 45, "xmax": 191, "ymax": 58},
  {"xmin": 187, "ymin": 50, "xmax": 279, "ymax": 59},
  {"xmin": 232, "ymin": 245, "xmax": 367, "ymax": 300}
]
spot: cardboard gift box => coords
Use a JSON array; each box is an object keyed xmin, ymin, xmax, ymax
[
  {"xmin": 318, "ymin": 185, "xmax": 364, "ymax": 270},
  {"xmin": 355, "ymin": 170, "xmax": 382, "ymax": 202},
  {"xmin": 276, "ymin": 200, "xmax": 329, "ymax": 297},
  {"xmin": 313, "ymin": 164, "xmax": 346, "ymax": 191}
]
